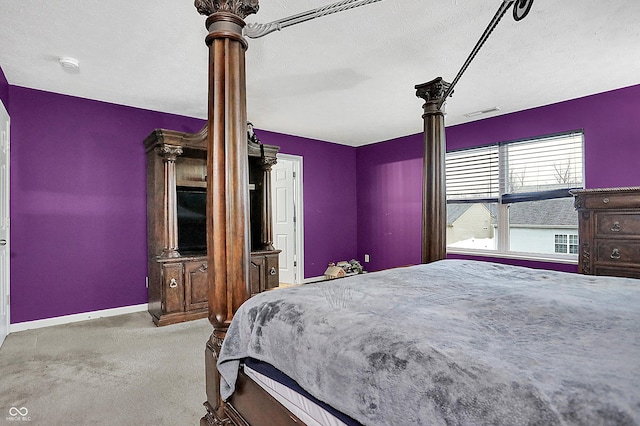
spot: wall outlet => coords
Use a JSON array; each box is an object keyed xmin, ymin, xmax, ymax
[{"xmin": 364, "ymin": 254, "xmax": 370, "ymax": 263}]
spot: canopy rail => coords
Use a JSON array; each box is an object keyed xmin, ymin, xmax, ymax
[
  {"xmin": 244, "ymin": 0, "xmax": 383, "ymax": 39},
  {"xmin": 439, "ymin": 0, "xmax": 535, "ymax": 108}
]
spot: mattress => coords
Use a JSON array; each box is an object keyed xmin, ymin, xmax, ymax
[{"xmin": 243, "ymin": 358, "xmax": 360, "ymax": 426}]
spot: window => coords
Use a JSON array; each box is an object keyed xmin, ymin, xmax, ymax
[
  {"xmin": 554, "ymin": 234, "xmax": 568, "ymax": 253},
  {"xmin": 446, "ymin": 131, "xmax": 584, "ymax": 257},
  {"xmin": 570, "ymin": 234, "xmax": 579, "ymax": 254},
  {"xmin": 555, "ymin": 234, "xmax": 579, "ymax": 254}
]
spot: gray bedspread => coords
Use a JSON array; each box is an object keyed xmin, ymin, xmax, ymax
[{"xmin": 218, "ymin": 260, "xmax": 640, "ymax": 425}]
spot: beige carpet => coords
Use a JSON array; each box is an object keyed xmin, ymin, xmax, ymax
[{"xmin": 0, "ymin": 312, "xmax": 213, "ymax": 425}]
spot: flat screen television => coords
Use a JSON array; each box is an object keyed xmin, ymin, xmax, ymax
[{"xmin": 176, "ymin": 187, "xmax": 207, "ymax": 253}]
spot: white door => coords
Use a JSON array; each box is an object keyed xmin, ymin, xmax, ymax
[
  {"xmin": 0, "ymin": 100, "xmax": 10, "ymax": 347},
  {"xmin": 271, "ymin": 154, "xmax": 303, "ymax": 284}
]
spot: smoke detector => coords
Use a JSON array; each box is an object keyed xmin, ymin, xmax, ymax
[{"xmin": 58, "ymin": 57, "xmax": 80, "ymax": 73}]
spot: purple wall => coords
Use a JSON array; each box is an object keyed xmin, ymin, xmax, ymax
[
  {"xmin": 357, "ymin": 84, "xmax": 640, "ymax": 272},
  {"xmin": 9, "ymin": 85, "xmax": 356, "ymax": 323},
  {"xmin": 0, "ymin": 65, "xmax": 8, "ymax": 111},
  {"xmin": 8, "ymin": 80, "xmax": 638, "ymax": 322},
  {"xmin": 9, "ymin": 86, "xmax": 205, "ymax": 323},
  {"xmin": 255, "ymin": 130, "xmax": 358, "ymax": 278},
  {"xmin": 445, "ymin": 85, "xmax": 640, "ymax": 189},
  {"xmin": 356, "ymin": 134, "xmax": 423, "ymax": 271}
]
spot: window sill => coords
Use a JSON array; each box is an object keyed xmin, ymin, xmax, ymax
[{"xmin": 446, "ymin": 248, "xmax": 579, "ymax": 265}]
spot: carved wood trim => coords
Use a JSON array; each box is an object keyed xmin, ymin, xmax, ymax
[
  {"xmin": 145, "ymin": 126, "xmax": 207, "ymax": 153},
  {"xmin": 202, "ymin": 401, "xmax": 233, "ymax": 426},
  {"xmin": 572, "ymin": 186, "xmax": 640, "ymax": 194},
  {"xmin": 581, "ymin": 242, "xmax": 591, "ymax": 274},
  {"xmin": 195, "ymin": 0, "xmax": 259, "ymax": 19},
  {"xmin": 203, "ymin": 331, "xmax": 228, "ymax": 420}
]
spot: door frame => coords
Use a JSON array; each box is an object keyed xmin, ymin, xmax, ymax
[
  {"xmin": 0, "ymin": 99, "xmax": 10, "ymax": 346},
  {"xmin": 275, "ymin": 153, "xmax": 304, "ymax": 284}
]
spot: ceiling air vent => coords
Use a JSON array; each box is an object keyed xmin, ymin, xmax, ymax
[{"xmin": 463, "ymin": 107, "xmax": 501, "ymax": 118}]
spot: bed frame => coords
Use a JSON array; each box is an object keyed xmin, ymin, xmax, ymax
[
  {"xmin": 185, "ymin": 3, "xmax": 640, "ymax": 424},
  {"xmin": 192, "ymin": 2, "xmax": 448, "ymax": 425}
]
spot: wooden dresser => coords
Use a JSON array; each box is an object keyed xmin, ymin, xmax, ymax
[{"xmin": 573, "ymin": 187, "xmax": 640, "ymax": 279}]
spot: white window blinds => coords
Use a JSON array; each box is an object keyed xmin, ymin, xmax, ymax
[
  {"xmin": 501, "ymin": 132, "xmax": 583, "ymax": 202},
  {"xmin": 446, "ymin": 145, "xmax": 499, "ymax": 202},
  {"xmin": 446, "ymin": 131, "xmax": 584, "ymax": 203}
]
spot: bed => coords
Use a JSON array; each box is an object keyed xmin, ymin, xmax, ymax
[
  {"xmin": 192, "ymin": 2, "xmax": 640, "ymax": 426},
  {"xmin": 216, "ymin": 260, "xmax": 640, "ymax": 425}
]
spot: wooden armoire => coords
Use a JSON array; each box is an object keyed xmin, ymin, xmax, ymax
[{"xmin": 144, "ymin": 125, "xmax": 280, "ymax": 326}]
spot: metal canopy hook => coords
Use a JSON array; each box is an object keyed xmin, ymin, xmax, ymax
[{"xmin": 513, "ymin": 0, "xmax": 535, "ymax": 21}]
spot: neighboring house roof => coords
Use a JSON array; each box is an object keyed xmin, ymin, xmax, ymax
[
  {"xmin": 448, "ymin": 198, "xmax": 577, "ymax": 227},
  {"xmin": 447, "ymin": 203, "xmax": 496, "ymax": 226},
  {"xmin": 447, "ymin": 203, "xmax": 474, "ymax": 225},
  {"xmin": 509, "ymin": 198, "xmax": 577, "ymax": 227}
]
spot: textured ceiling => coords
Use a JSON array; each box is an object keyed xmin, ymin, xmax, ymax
[{"xmin": 1, "ymin": 1, "xmax": 639, "ymax": 146}]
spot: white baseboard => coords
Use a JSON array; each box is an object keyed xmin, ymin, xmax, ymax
[
  {"xmin": 303, "ymin": 275, "xmax": 326, "ymax": 284},
  {"xmin": 9, "ymin": 304, "xmax": 148, "ymax": 333}
]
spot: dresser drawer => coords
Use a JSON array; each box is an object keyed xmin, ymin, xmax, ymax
[
  {"xmin": 595, "ymin": 239, "xmax": 640, "ymax": 264},
  {"xmin": 594, "ymin": 265, "xmax": 640, "ymax": 280},
  {"xmin": 580, "ymin": 192, "xmax": 640, "ymax": 209},
  {"xmin": 596, "ymin": 213, "xmax": 640, "ymax": 237}
]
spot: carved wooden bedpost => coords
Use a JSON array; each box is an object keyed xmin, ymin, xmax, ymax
[
  {"xmin": 194, "ymin": 1, "xmax": 258, "ymax": 424},
  {"xmin": 415, "ymin": 77, "xmax": 451, "ymax": 264}
]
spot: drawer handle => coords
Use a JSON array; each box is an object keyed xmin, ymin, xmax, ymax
[
  {"xmin": 269, "ymin": 267, "xmax": 277, "ymax": 276},
  {"xmin": 610, "ymin": 221, "xmax": 621, "ymax": 232},
  {"xmin": 610, "ymin": 249, "xmax": 621, "ymax": 260},
  {"xmin": 602, "ymin": 197, "xmax": 610, "ymax": 204},
  {"xmin": 169, "ymin": 278, "xmax": 178, "ymax": 288}
]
